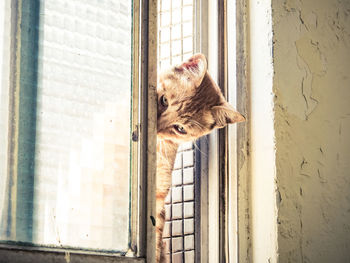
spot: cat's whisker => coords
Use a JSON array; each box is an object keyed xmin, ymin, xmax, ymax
[
  {"xmin": 203, "ymin": 135, "xmax": 209, "ymax": 142},
  {"xmin": 192, "ymin": 140, "xmax": 207, "ymax": 156},
  {"xmin": 189, "ymin": 119, "xmax": 205, "ymax": 131},
  {"xmin": 158, "ymin": 139, "xmax": 172, "ymax": 167}
]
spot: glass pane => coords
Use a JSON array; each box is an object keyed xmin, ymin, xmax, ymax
[{"xmin": 0, "ymin": 0, "xmax": 132, "ymax": 253}]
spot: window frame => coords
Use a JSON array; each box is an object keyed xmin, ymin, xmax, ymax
[
  {"xmin": 226, "ymin": 1, "xmax": 250, "ymax": 262},
  {"xmin": 0, "ymin": 0, "xmax": 251, "ymax": 262},
  {"xmin": 197, "ymin": 0, "xmax": 250, "ymax": 263},
  {"xmin": 0, "ymin": 0, "xmax": 158, "ymax": 262},
  {"xmin": 233, "ymin": 0, "xmax": 251, "ymax": 262}
]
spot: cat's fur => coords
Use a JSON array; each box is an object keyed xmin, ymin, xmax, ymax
[{"xmin": 156, "ymin": 53, "xmax": 244, "ymax": 262}]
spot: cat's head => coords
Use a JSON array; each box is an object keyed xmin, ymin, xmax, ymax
[{"xmin": 157, "ymin": 53, "xmax": 245, "ymax": 143}]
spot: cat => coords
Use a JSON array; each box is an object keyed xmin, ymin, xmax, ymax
[{"xmin": 156, "ymin": 53, "xmax": 245, "ymax": 262}]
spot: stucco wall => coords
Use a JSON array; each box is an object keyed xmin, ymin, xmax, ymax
[{"xmin": 272, "ymin": 0, "xmax": 350, "ymax": 262}]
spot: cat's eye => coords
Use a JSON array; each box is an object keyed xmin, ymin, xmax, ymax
[
  {"xmin": 174, "ymin": 124, "xmax": 187, "ymax": 134},
  {"xmin": 160, "ymin": 95, "xmax": 168, "ymax": 107}
]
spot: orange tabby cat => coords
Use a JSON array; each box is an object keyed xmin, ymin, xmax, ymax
[{"xmin": 156, "ymin": 53, "xmax": 245, "ymax": 262}]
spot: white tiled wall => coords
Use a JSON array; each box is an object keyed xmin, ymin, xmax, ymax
[{"xmin": 158, "ymin": 3, "xmax": 196, "ymax": 261}]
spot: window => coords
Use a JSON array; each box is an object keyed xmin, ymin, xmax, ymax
[
  {"xmin": 0, "ymin": 0, "xmax": 248, "ymax": 262},
  {"xmin": 204, "ymin": 1, "xmax": 249, "ymax": 262},
  {"xmin": 0, "ymin": 0, "xmax": 158, "ymax": 261}
]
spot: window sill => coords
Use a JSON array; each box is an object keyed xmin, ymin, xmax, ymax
[{"xmin": 0, "ymin": 244, "xmax": 145, "ymax": 263}]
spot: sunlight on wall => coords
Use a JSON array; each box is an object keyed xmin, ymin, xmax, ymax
[{"xmin": 248, "ymin": 0, "xmax": 278, "ymax": 262}]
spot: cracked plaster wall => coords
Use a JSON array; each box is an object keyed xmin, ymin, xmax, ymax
[{"xmin": 272, "ymin": 0, "xmax": 350, "ymax": 262}]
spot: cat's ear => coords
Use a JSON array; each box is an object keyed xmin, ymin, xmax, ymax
[
  {"xmin": 178, "ymin": 53, "xmax": 207, "ymax": 86},
  {"xmin": 211, "ymin": 103, "xmax": 245, "ymax": 128}
]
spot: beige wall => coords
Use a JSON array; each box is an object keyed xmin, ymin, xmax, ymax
[
  {"xmin": 272, "ymin": 0, "xmax": 350, "ymax": 262},
  {"xmin": 247, "ymin": 0, "xmax": 350, "ymax": 262}
]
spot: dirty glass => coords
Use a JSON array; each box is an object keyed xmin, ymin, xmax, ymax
[{"xmin": 0, "ymin": 0, "xmax": 132, "ymax": 253}]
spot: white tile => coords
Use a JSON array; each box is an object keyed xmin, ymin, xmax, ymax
[
  {"xmin": 172, "ymin": 186, "xmax": 183, "ymax": 203},
  {"xmin": 183, "ymin": 150, "xmax": 194, "ymax": 167},
  {"xmin": 172, "ymin": 237, "xmax": 183, "ymax": 253},
  {"xmin": 184, "ymin": 218, "xmax": 194, "ymax": 234},
  {"xmin": 172, "ymin": 219, "xmax": 183, "ymax": 236},
  {"xmin": 172, "ymin": 169, "xmax": 183, "ymax": 186},
  {"xmin": 184, "ymin": 202, "xmax": 194, "ymax": 218},
  {"xmin": 172, "ymin": 203, "xmax": 183, "ymax": 219},
  {"xmin": 183, "ymin": 168, "xmax": 194, "ymax": 184},
  {"xmin": 184, "ymin": 235, "xmax": 194, "ymax": 250},
  {"xmin": 183, "ymin": 185, "xmax": 194, "ymax": 201}
]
